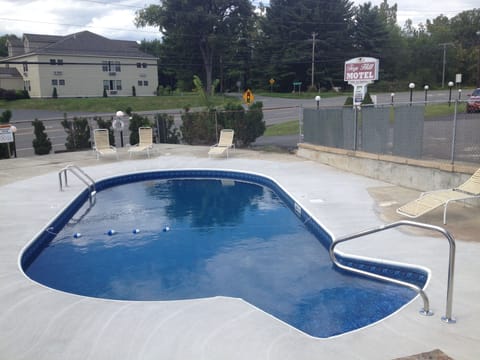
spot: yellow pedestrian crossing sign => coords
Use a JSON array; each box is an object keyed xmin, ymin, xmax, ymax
[{"xmin": 243, "ymin": 89, "xmax": 254, "ymax": 106}]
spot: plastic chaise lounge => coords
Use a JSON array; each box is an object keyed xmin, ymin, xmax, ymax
[
  {"xmin": 93, "ymin": 129, "xmax": 118, "ymax": 160},
  {"xmin": 397, "ymin": 168, "xmax": 480, "ymax": 224},
  {"xmin": 128, "ymin": 127, "xmax": 153, "ymax": 158},
  {"xmin": 208, "ymin": 129, "xmax": 235, "ymax": 158}
]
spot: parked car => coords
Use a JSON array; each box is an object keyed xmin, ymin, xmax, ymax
[{"xmin": 467, "ymin": 88, "xmax": 480, "ymax": 113}]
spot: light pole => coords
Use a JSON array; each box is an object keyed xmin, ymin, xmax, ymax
[
  {"xmin": 114, "ymin": 110, "xmax": 125, "ymax": 147},
  {"xmin": 448, "ymin": 81, "xmax": 454, "ymax": 106},
  {"xmin": 424, "ymin": 85, "xmax": 429, "ymax": 105},
  {"xmin": 390, "ymin": 92, "xmax": 395, "ymax": 105},
  {"xmin": 409, "ymin": 83, "xmax": 415, "ymax": 106},
  {"xmin": 458, "ymin": 89, "xmax": 462, "ymax": 100},
  {"xmin": 315, "ymin": 95, "xmax": 321, "ymax": 110},
  {"xmin": 476, "ymin": 30, "xmax": 480, "ymax": 88}
]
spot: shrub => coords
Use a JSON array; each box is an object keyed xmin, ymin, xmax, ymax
[
  {"xmin": 95, "ymin": 116, "xmax": 115, "ymax": 146},
  {"xmin": 216, "ymin": 102, "xmax": 265, "ymax": 147},
  {"xmin": 362, "ymin": 92, "xmax": 374, "ymax": 105},
  {"xmin": 154, "ymin": 113, "xmax": 180, "ymax": 144},
  {"xmin": 52, "ymin": 87, "xmax": 58, "ymax": 98},
  {"xmin": 61, "ymin": 115, "xmax": 91, "ymax": 150},
  {"xmin": 344, "ymin": 96, "xmax": 354, "ymax": 107},
  {"xmin": 180, "ymin": 110, "xmax": 216, "ymax": 145},
  {"xmin": 128, "ymin": 113, "xmax": 151, "ymax": 145},
  {"xmin": 103, "ymin": 88, "xmax": 108, "ymax": 98},
  {"xmin": 132, "ymin": 86, "xmax": 136, "ymax": 97},
  {"xmin": 32, "ymin": 119, "xmax": 52, "ymax": 155}
]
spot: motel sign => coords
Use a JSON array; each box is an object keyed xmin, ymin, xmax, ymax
[{"xmin": 344, "ymin": 57, "xmax": 379, "ymax": 105}]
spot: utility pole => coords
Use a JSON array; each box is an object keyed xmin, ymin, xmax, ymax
[
  {"xmin": 311, "ymin": 32, "xmax": 318, "ymax": 89},
  {"xmin": 439, "ymin": 43, "xmax": 454, "ymax": 88}
]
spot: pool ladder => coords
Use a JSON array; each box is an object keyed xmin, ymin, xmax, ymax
[
  {"xmin": 58, "ymin": 164, "xmax": 96, "ymax": 204},
  {"xmin": 329, "ymin": 220, "xmax": 456, "ymax": 323}
]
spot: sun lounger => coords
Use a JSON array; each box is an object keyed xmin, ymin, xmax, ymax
[
  {"xmin": 93, "ymin": 129, "xmax": 118, "ymax": 160},
  {"xmin": 208, "ymin": 129, "xmax": 235, "ymax": 158},
  {"xmin": 397, "ymin": 169, "xmax": 480, "ymax": 224},
  {"xmin": 128, "ymin": 127, "xmax": 153, "ymax": 158}
]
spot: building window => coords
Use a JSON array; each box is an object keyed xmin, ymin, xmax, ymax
[
  {"xmin": 50, "ymin": 59, "xmax": 56, "ymax": 65},
  {"xmin": 136, "ymin": 62, "xmax": 141, "ymax": 68},
  {"xmin": 57, "ymin": 59, "xmax": 64, "ymax": 65},
  {"xmin": 51, "ymin": 79, "xmax": 58, "ymax": 85},
  {"xmin": 23, "ymin": 62, "xmax": 28, "ymax": 72},
  {"xmin": 103, "ymin": 80, "xmax": 110, "ymax": 90},
  {"xmin": 143, "ymin": 81, "xmax": 149, "ymax": 86},
  {"xmin": 59, "ymin": 79, "xmax": 65, "ymax": 86},
  {"xmin": 102, "ymin": 60, "xmax": 121, "ymax": 72},
  {"xmin": 24, "ymin": 80, "xmax": 31, "ymax": 91},
  {"xmin": 116, "ymin": 80, "xmax": 122, "ymax": 90},
  {"xmin": 138, "ymin": 80, "xmax": 143, "ymax": 86},
  {"xmin": 142, "ymin": 63, "xmax": 147, "ymax": 68}
]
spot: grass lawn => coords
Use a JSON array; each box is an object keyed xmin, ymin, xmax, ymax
[
  {"xmin": 0, "ymin": 94, "xmax": 237, "ymax": 113},
  {"xmin": 264, "ymin": 120, "xmax": 299, "ymax": 136}
]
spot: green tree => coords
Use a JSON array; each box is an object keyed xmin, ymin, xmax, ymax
[
  {"xmin": 135, "ymin": 0, "xmax": 255, "ymax": 93},
  {"xmin": 258, "ymin": 0, "xmax": 355, "ymax": 91}
]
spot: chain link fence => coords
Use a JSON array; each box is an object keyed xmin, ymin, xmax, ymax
[{"xmin": 302, "ymin": 101, "xmax": 480, "ymax": 165}]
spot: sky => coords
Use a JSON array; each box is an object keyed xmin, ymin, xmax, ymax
[{"xmin": 0, "ymin": 0, "xmax": 478, "ymax": 42}]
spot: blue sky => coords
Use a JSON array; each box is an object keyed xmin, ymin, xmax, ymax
[{"xmin": 0, "ymin": 0, "xmax": 478, "ymax": 41}]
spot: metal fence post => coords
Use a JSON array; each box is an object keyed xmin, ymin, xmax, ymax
[{"xmin": 450, "ymin": 100, "xmax": 458, "ymax": 164}]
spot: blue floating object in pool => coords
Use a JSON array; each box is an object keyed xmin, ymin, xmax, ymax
[
  {"xmin": 163, "ymin": 226, "xmax": 170, "ymax": 232},
  {"xmin": 107, "ymin": 229, "xmax": 116, "ymax": 236},
  {"xmin": 132, "ymin": 229, "xmax": 140, "ymax": 234},
  {"xmin": 73, "ymin": 232, "xmax": 82, "ymax": 238}
]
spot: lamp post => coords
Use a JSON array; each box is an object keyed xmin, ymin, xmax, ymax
[
  {"xmin": 114, "ymin": 110, "xmax": 125, "ymax": 147},
  {"xmin": 476, "ymin": 30, "xmax": 480, "ymax": 88},
  {"xmin": 10, "ymin": 125, "xmax": 17, "ymax": 158},
  {"xmin": 448, "ymin": 81, "xmax": 454, "ymax": 106},
  {"xmin": 390, "ymin": 92, "xmax": 395, "ymax": 106},
  {"xmin": 458, "ymin": 89, "xmax": 462, "ymax": 100},
  {"xmin": 409, "ymin": 83, "xmax": 415, "ymax": 106},
  {"xmin": 315, "ymin": 95, "xmax": 321, "ymax": 110},
  {"xmin": 424, "ymin": 85, "xmax": 429, "ymax": 105}
]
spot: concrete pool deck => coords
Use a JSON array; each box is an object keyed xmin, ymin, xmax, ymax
[{"xmin": 0, "ymin": 144, "xmax": 479, "ymax": 359}]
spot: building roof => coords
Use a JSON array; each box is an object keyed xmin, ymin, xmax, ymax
[
  {"xmin": 0, "ymin": 67, "xmax": 22, "ymax": 78},
  {"xmin": 6, "ymin": 31, "xmax": 156, "ymax": 59}
]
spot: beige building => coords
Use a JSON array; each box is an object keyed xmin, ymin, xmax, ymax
[{"xmin": 2, "ymin": 31, "xmax": 158, "ymax": 98}]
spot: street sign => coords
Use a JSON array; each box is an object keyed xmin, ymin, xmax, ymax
[
  {"xmin": 0, "ymin": 125, "xmax": 13, "ymax": 144},
  {"xmin": 243, "ymin": 89, "xmax": 254, "ymax": 106}
]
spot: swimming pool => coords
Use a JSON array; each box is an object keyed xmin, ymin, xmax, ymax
[{"xmin": 21, "ymin": 169, "xmax": 428, "ymax": 338}]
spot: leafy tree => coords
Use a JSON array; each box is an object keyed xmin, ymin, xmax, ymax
[
  {"xmin": 135, "ymin": 0, "xmax": 255, "ymax": 93},
  {"xmin": 258, "ymin": 0, "xmax": 355, "ymax": 91},
  {"xmin": 32, "ymin": 119, "xmax": 52, "ymax": 155}
]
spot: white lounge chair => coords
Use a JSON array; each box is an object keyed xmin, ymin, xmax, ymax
[
  {"xmin": 208, "ymin": 129, "xmax": 235, "ymax": 158},
  {"xmin": 93, "ymin": 129, "xmax": 118, "ymax": 160},
  {"xmin": 128, "ymin": 127, "xmax": 153, "ymax": 158},
  {"xmin": 397, "ymin": 168, "xmax": 480, "ymax": 224}
]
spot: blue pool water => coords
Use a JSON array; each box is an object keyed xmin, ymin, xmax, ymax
[{"xmin": 22, "ymin": 170, "xmax": 427, "ymax": 338}]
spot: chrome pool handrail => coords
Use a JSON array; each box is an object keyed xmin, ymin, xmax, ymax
[
  {"xmin": 58, "ymin": 164, "xmax": 96, "ymax": 204},
  {"xmin": 329, "ymin": 220, "xmax": 456, "ymax": 323}
]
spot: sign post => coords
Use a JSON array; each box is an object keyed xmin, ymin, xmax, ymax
[
  {"xmin": 0, "ymin": 124, "xmax": 14, "ymax": 158},
  {"xmin": 344, "ymin": 57, "xmax": 379, "ymax": 106}
]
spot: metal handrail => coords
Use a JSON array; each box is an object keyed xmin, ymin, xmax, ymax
[
  {"xmin": 329, "ymin": 220, "xmax": 456, "ymax": 323},
  {"xmin": 58, "ymin": 164, "xmax": 96, "ymax": 204}
]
